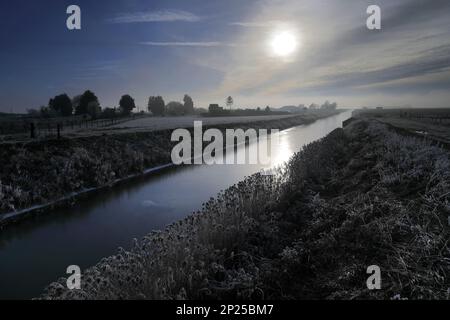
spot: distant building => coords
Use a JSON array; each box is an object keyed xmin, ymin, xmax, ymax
[{"xmin": 209, "ymin": 104, "xmax": 224, "ymax": 114}]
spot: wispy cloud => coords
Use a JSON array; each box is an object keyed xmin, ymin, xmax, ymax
[
  {"xmin": 140, "ymin": 41, "xmax": 227, "ymax": 47},
  {"xmin": 204, "ymin": 0, "xmax": 450, "ymax": 108},
  {"xmin": 229, "ymin": 21, "xmax": 276, "ymax": 27},
  {"xmin": 108, "ymin": 10, "xmax": 201, "ymax": 23}
]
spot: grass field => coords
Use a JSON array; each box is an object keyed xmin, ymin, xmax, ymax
[
  {"xmin": 0, "ymin": 114, "xmax": 297, "ymax": 143},
  {"xmin": 355, "ymin": 108, "xmax": 450, "ymax": 145},
  {"xmin": 106, "ymin": 114, "xmax": 296, "ymax": 130}
]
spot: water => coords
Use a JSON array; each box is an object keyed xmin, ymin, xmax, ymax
[{"xmin": 0, "ymin": 111, "xmax": 351, "ymax": 299}]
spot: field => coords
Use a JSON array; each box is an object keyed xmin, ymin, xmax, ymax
[
  {"xmin": 354, "ymin": 108, "xmax": 450, "ymax": 145},
  {"xmin": 107, "ymin": 114, "xmax": 295, "ymax": 131},
  {"xmin": 0, "ymin": 114, "xmax": 299, "ymax": 143},
  {"xmin": 0, "ymin": 110, "xmax": 343, "ymax": 143}
]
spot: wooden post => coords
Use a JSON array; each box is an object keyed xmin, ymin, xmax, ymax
[{"xmin": 30, "ymin": 123, "xmax": 35, "ymax": 139}]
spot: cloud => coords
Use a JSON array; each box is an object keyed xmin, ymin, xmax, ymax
[
  {"xmin": 108, "ymin": 10, "xmax": 201, "ymax": 23},
  {"xmin": 323, "ymin": 45, "xmax": 450, "ymax": 89},
  {"xmin": 262, "ymin": 44, "xmax": 450, "ymax": 97},
  {"xmin": 382, "ymin": 0, "xmax": 450, "ymax": 30},
  {"xmin": 140, "ymin": 41, "xmax": 225, "ymax": 47},
  {"xmin": 200, "ymin": 0, "xmax": 450, "ymax": 108},
  {"xmin": 229, "ymin": 21, "xmax": 275, "ymax": 27}
]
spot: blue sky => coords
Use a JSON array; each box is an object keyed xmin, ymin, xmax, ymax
[{"xmin": 1, "ymin": 0, "xmax": 450, "ymax": 112}]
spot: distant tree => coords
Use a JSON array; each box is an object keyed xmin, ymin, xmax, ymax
[
  {"xmin": 49, "ymin": 93, "xmax": 73, "ymax": 116},
  {"xmin": 40, "ymin": 106, "xmax": 49, "ymax": 117},
  {"xmin": 87, "ymin": 101, "xmax": 101, "ymax": 119},
  {"xmin": 72, "ymin": 95, "xmax": 81, "ymax": 112},
  {"xmin": 265, "ymin": 106, "xmax": 271, "ymax": 112},
  {"xmin": 320, "ymin": 101, "xmax": 338, "ymax": 111},
  {"xmin": 76, "ymin": 90, "xmax": 99, "ymax": 115},
  {"xmin": 309, "ymin": 103, "xmax": 318, "ymax": 110},
  {"xmin": 119, "ymin": 94, "xmax": 136, "ymax": 115},
  {"xmin": 27, "ymin": 108, "xmax": 40, "ymax": 117},
  {"xmin": 166, "ymin": 101, "xmax": 185, "ymax": 116},
  {"xmin": 102, "ymin": 107, "xmax": 117, "ymax": 119},
  {"xmin": 39, "ymin": 105, "xmax": 55, "ymax": 118},
  {"xmin": 257, "ymin": 107, "xmax": 261, "ymax": 112},
  {"xmin": 226, "ymin": 96, "xmax": 234, "ymax": 110},
  {"xmin": 321, "ymin": 101, "xmax": 331, "ymax": 110},
  {"xmin": 183, "ymin": 94, "xmax": 194, "ymax": 114},
  {"xmin": 148, "ymin": 96, "xmax": 165, "ymax": 116}
]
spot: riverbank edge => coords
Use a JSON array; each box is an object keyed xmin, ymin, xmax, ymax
[
  {"xmin": 0, "ymin": 110, "xmax": 344, "ymax": 228},
  {"xmin": 0, "ymin": 163, "xmax": 175, "ymax": 227}
]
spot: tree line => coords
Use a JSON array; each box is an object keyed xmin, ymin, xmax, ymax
[
  {"xmin": 28, "ymin": 91, "xmax": 196, "ymax": 119},
  {"xmin": 147, "ymin": 94, "xmax": 194, "ymax": 116},
  {"xmin": 27, "ymin": 91, "xmax": 335, "ymax": 119}
]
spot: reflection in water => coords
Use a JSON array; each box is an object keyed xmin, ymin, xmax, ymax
[{"xmin": 0, "ymin": 111, "xmax": 351, "ymax": 299}]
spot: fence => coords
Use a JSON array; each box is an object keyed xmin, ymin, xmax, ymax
[
  {"xmin": 0, "ymin": 113, "xmax": 149, "ymax": 139},
  {"xmin": 355, "ymin": 108, "xmax": 450, "ymax": 125}
]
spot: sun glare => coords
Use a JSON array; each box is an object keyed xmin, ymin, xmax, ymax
[{"xmin": 270, "ymin": 31, "xmax": 299, "ymax": 58}]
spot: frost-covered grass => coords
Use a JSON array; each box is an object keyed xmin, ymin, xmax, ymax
[
  {"xmin": 277, "ymin": 121, "xmax": 450, "ymax": 299},
  {"xmin": 40, "ymin": 172, "xmax": 287, "ymax": 300},
  {"xmin": 0, "ymin": 131, "xmax": 172, "ymax": 216},
  {"xmin": 39, "ymin": 119, "xmax": 449, "ymax": 300},
  {"xmin": 108, "ymin": 114, "xmax": 295, "ymax": 130}
]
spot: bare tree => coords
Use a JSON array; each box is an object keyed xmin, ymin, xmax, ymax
[{"xmin": 226, "ymin": 96, "xmax": 234, "ymax": 110}]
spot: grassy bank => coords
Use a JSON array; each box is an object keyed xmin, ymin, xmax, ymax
[
  {"xmin": 354, "ymin": 108, "xmax": 450, "ymax": 147},
  {"xmin": 0, "ymin": 111, "xmax": 340, "ymax": 226},
  {"xmin": 40, "ymin": 119, "xmax": 449, "ymax": 300}
]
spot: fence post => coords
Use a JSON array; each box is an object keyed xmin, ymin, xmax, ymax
[
  {"xmin": 30, "ymin": 123, "xmax": 35, "ymax": 139},
  {"xmin": 57, "ymin": 123, "xmax": 61, "ymax": 139}
]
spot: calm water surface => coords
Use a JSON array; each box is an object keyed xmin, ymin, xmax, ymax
[{"xmin": 0, "ymin": 111, "xmax": 351, "ymax": 299}]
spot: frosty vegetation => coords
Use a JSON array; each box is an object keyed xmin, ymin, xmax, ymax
[
  {"xmin": 39, "ymin": 119, "xmax": 449, "ymax": 300},
  {"xmin": 0, "ymin": 131, "xmax": 172, "ymax": 215},
  {"xmin": 0, "ymin": 113, "xmax": 335, "ymax": 220}
]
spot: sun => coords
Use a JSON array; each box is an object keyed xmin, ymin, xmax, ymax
[{"xmin": 270, "ymin": 31, "xmax": 299, "ymax": 58}]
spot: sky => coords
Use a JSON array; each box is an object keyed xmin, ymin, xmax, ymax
[{"xmin": 0, "ymin": 0, "xmax": 450, "ymax": 112}]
